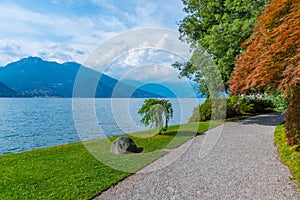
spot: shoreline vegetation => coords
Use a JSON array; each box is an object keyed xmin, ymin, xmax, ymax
[{"xmin": 0, "ymin": 121, "xmax": 222, "ymax": 200}]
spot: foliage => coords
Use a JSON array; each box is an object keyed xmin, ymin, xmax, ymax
[
  {"xmin": 263, "ymin": 92, "xmax": 288, "ymax": 110},
  {"xmin": 274, "ymin": 124, "xmax": 300, "ymax": 186},
  {"xmin": 0, "ymin": 121, "xmax": 220, "ymax": 199},
  {"xmin": 138, "ymin": 99, "xmax": 173, "ymax": 134},
  {"xmin": 176, "ymin": 0, "xmax": 270, "ymax": 89},
  {"xmin": 226, "ymin": 95, "xmax": 254, "ymax": 118},
  {"xmin": 189, "ymin": 97, "xmax": 228, "ymax": 122},
  {"xmin": 231, "ymin": 0, "xmax": 300, "ymax": 146},
  {"xmin": 250, "ymin": 99, "xmax": 274, "ymax": 113},
  {"xmin": 148, "ymin": 104, "xmax": 164, "ymax": 133},
  {"xmin": 159, "ymin": 99, "xmax": 173, "ymax": 130},
  {"xmin": 173, "ymin": 48, "xmax": 225, "ymax": 97},
  {"xmin": 240, "ymin": 93, "xmax": 275, "ymax": 113},
  {"xmin": 285, "ymin": 86, "xmax": 300, "ymax": 146},
  {"xmin": 189, "ymin": 95, "xmax": 274, "ymax": 122},
  {"xmin": 231, "ymin": 0, "xmax": 300, "ymax": 95},
  {"xmin": 189, "ymin": 98, "xmax": 212, "ymax": 122}
]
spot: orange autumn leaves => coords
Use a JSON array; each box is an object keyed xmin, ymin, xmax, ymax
[{"xmin": 230, "ymin": 0, "xmax": 300, "ymax": 95}]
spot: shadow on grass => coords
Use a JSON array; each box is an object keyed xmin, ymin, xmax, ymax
[
  {"xmin": 136, "ymin": 147, "xmax": 144, "ymax": 153},
  {"xmin": 157, "ymin": 131, "xmax": 198, "ymax": 137}
]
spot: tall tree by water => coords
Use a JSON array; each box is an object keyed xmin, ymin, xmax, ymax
[
  {"xmin": 231, "ymin": 0, "xmax": 300, "ymax": 146},
  {"xmin": 138, "ymin": 99, "xmax": 173, "ymax": 135},
  {"xmin": 176, "ymin": 0, "xmax": 270, "ymax": 91}
]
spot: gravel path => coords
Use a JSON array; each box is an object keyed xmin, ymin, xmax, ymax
[{"xmin": 94, "ymin": 112, "xmax": 300, "ymax": 200}]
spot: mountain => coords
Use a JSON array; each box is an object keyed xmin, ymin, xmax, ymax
[
  {"xmin": 0, "ymin": 82, "xmax": 19, "ymax": 97},
  {"xmin": 123, "ymin": 80, "xmax": 203, "ymax": 98},
  {"xmin": 0, "ymin": 57, "xmax": 161, "ymax": 98},
  {"xmin": 137, "ymin": 83, "xmax": 177, "ymax": 98}
]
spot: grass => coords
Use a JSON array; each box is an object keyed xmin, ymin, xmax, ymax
[
  {"xmin": 274, "ymin": 123, "xmax": 300, "ymax": 187},
  {"xmin": 0, "ymin": 121, "xmax": 221, "ymax": 200}
]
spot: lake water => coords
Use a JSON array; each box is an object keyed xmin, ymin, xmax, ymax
[{"xmin": 0, "ymin": 98, "xmax": 204, "ymax": 155}]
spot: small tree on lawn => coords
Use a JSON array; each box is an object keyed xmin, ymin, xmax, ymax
[
  {"xmin": 148, "ymin": 104, "xmax": 164, "ymax": 134},
  {"xmin": 138, "ymin": 99, "xmax": 173, "ymax": 135}
]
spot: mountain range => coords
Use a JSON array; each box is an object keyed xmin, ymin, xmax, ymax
[
  {"xmin": 0, "ymin": 82, "xmax": 18, "ymax": 97},
  {"xmin": 0, "ymin": 57, "xmax": 200, "ymax": 98},
  {"xmin": 122, "ymin": 80, "xmax": 201, "ymax": 98}
]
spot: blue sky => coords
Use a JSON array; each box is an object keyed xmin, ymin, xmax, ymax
[{"xmin": 0, "ymin": 0, "xmax": 186, "ymax": 67}]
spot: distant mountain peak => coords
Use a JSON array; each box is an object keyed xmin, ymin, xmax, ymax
[
  {"xmin": 4, "ymin": 56, "xmax": 44, "ymax": 68},
  {"xmin": 62, "ymin": 61, "xmax": 82, "ymax": 67},
  {"xmin": 0, "ymin": 57, "xmax": 162, "ymax": 98},
  {"xmin": 19, "ymin": 56, "xmax": 43, "ymax": 64},
  {"xmin": 16, "ymin": 57, "xmax": 81, "ymax": 67}
]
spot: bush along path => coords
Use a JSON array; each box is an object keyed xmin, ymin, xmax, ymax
[{"xmin": 94, "ymin": 112, "xmax": 300, "ymax": 199}]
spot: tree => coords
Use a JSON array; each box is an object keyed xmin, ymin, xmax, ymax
[
  {"xmin": 231, "ymin": 0, "xmax": 300, "ymax": 146},
  {"xmin": 148, "ymin": 104, "xmax": 164, "ymax": 134},
  {"xmin": 138, "ymin": 99, "xmax": 173, "ymax": 134},
  {"xmin": 177, "ymin": 0, "xmax": 270, "ymax": 89},
  {"xmin": 173, "ymin": 47, "xmax": 226, "ymax": 98}
]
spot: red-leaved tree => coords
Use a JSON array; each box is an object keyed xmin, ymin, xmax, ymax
[{"xmin": 231, "ymin": 0, "xmax": 300, "ymax": 146}]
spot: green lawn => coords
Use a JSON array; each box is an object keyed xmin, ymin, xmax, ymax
[
  {"xmin": 0, "ymin": 121, "xmax": 221, "ymax": 200},
  {"xmin": 274, "ymin": 124, "xmax": 300, "ymax": 187}
]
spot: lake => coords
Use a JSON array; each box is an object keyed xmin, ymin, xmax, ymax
[{"xmin": 0, "ymin": 98, "xmax": 204, "ymax": 155}]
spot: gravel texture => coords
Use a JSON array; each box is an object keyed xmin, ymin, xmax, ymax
[{"xmin": 94, "ymin": 112, "xmax": 300, "ymax": 200}]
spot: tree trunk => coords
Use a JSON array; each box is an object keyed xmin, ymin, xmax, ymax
[
  {"xmin": 164, "ymin": 117, "xmax": 168, "ymax": 131},
  {"xmin": 285, "ymin": 85, "xmax": 300, "ymax": 147},
  {"xmin": 158, "ymin": 127, "xmax": 163, "ymax": 135}
]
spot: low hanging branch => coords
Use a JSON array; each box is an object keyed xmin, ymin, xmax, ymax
[
  {"xmin": 231, "ymin": 0, "xmax": 300, "ymax": 95},
  {"xmin": 230, "ymin": 0, "xmax": 300, "ymax": 146},
  {"xmin": 138, "ymin": 99, "xmax": 173, "ymax": 135}
]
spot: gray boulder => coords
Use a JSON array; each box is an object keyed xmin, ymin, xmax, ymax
[{"xmin": 110, "ymin": 136, "xmax": 137, "ymax": 154}]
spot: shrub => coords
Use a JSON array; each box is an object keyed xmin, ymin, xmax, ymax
[
  {"xmin": 189, "ymin": 97, "xmax": 228, "ymax": 122},
  {"xmin": 226, "ymin": 95, "xmax": 254, "ymax": 118},
  {"xmin": 189, "ymin": 98, "xmax": 211, "ymax": 122},
  {"xmin": 189, "ymin": 95, "xmax": 275, "ymax": 122},
  {"xmin": 263, "ymin": 92, "xmax": 288, "ymax": 110},
  {"xmin": 249, "ymin": 99, "xmax": 274, "ymax": 113}
]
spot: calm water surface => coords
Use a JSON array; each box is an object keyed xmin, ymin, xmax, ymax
[{"xmin": 0, "ymin": 98, "xmax": 203, "ymax": 155}]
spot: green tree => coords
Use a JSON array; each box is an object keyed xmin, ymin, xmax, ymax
[
  {"xmin": 175, "ymin": 0, "xmax": 270, "ymax": 91},
  {"xmin": 148, "ymin": 104, "xmax": 164, "ymax": 134},
  {"xmin": 138, "ymin": 99, "xmax": 173, "ymax": 134}
]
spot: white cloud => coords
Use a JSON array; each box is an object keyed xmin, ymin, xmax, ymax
[
  {"xmin": 0, "ymin": 0, "xmax": 187, "ymax": 72},
  {"xmin": 0, "ymin": 3, "xmax": 125, "ymax": 65},
  {"xmin": 89, "ymin": 0, "xmax": 118, "ymax": 12},
  {"xmin": 119, "ymin": 64, "xmax": 183, "ymax": 83},
  {"xmin": 135, "ymin": 3, "xmax": 160, "ymax": 26},
  {"xmin": 122, "ymin": 49, "xmax": 146, "ymax": 66},
  {"xmin": 101, "ymin": 48, "xmax": 186, "ymax": 83},
  {"xmin": 122, "ymin": 0, "xmax": 185, "ymax": 30},
  {"xmin": 0, "ymin": 39, "xmax": 89, "ymax": 66}
]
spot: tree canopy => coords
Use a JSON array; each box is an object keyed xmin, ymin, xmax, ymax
[
  {"xmin": 138, "ymin": 99, "xmax": 173, "ymax": 134},
  {"xmin": 231, "ymin": 0, "xmax": 300, "ymax": 95},
  {"xmin": 231, "ymin": 0, "xmax": 300, "ymax": 146},
  {"xmin": 177, "ymin": 0, "xmax": 269, "ymax": 86}
]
